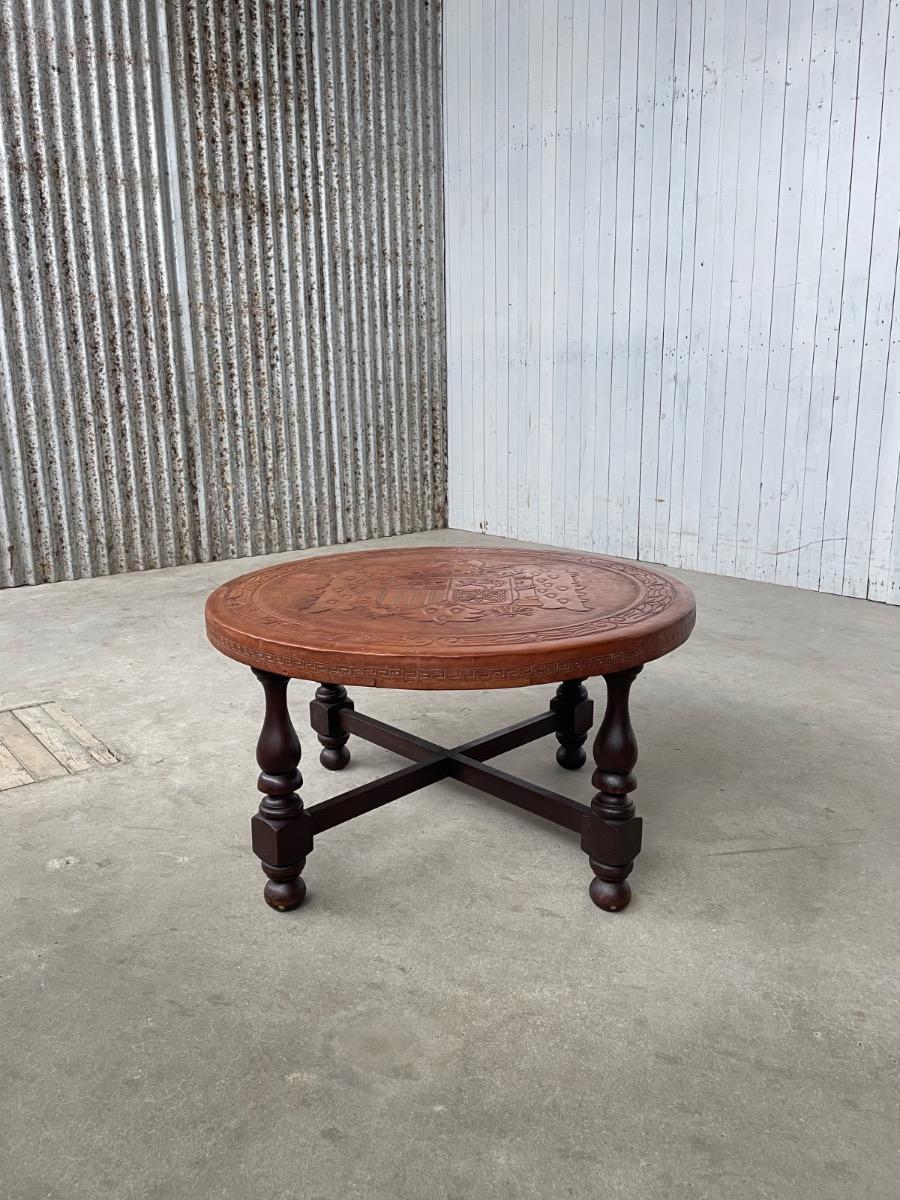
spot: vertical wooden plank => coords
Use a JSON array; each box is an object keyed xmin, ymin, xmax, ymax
[
  {"xmin": 551, "ymin": 0, "xmax": 576, "ymax": 547},
  {"xmin": 536, "ymin": 0, "xmax": 560, "ymax": 544},
  {"xmin": 837, "ymin": 0, "xmax": 895, "ymax": 596},
  {"xmin": 887, "ymin": 417, "xmax": 900, "ymax": 604},
  {"xmin": 889, "ymin": 486, "xmax": 900, "ymax": 604},
  {"xmin": 443, "ymin": 0, "xmax": 455, "ymax": 526},
  {"xmin": 577, "ymin": 0, "xmax": 605, "ymax": 551},
  {"xmin": 480, "ymin": 0, "xmax": 498, "ymax": 537},
  {"xmin": 622, "ymin": 0, "xmax": 659, "ymax": 561},
  {"xmin": 734, "ymin": 0, "xmax": 792, "ymax": 580},
  {"xmin": 522, "ymin": 0, "xmax": 545, "ymax": 541},
  {"xmin": 865, "ymin": 259, "xmax": 900, "ymax": 601},
  {"xmin": 444, "ymin": 0, "xmax": 465, "ymax": 529},
  {"xmin": 679, "ymin": 0, "xmax": 728, "ymax": 571},
  {"xmin": 796, "ymin": 0, "xmax": 864, "ymax": 590},
  {"xmin": 697, "ymin": 0, "xmax": 747, "ymax": 573},
  {"xmin": 716, "ymin": 0, "xmax": 767, "ymax": 576},
  {"xmin": 653, "ymin": 0, "xmax": 693, "ymax": 565},
  {"xmin": 468, "ymin": 0, "xmax": 487, "ymax": 533},
  {"xmin": 494, "ymin": 0, "xmax": 511, "ymax": 537},
  {"xmin": 866, "ymin": 0, "xmax": 900, "ymax": 602},
  {"xmin": 639, "ymin": 0, "xmax": 678, "ymax": 563},
  {"xmin": 466, "ymin": 0, "xmax": 480, "ymax": 534},
  {"xmin": 561, "ymin": 0, "xmax": 591, "ymax": 548},
  {"xmin": 508, "ymin": 0, "xmax": 530, "ymax": 541},
  {"xmin": 606, "ymin": 0, "xmax": 639, "ymax": 555},
  {"xmin": 592, "ymin": 0, "xmax": 622, "ymax": 553},
  {"xmin": 819, "ymin": 0, "xmax": 891, "ymax": 594},
  {"xmin": 775, "ymin": 0, "xmax": 839, "ymax": 588},
  {"xmin": 754, "ymin": 0, "xmax": 816, "ymax": 583},
  {"xmin": 667, "ymin": 0, "xmax": 707, "ymax": 569}
]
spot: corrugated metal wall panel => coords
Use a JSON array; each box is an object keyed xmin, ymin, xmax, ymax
[{"xmin": 0, "ymin": 0, "xmax": 446, "ymax": 587}]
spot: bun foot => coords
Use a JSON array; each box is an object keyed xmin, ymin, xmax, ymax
[
  {"xmin": 588, "ymin": 874, "xmax": 632, "ymax": 912},
  {"xmin": 320, "ymin": 744, "xmax": 351, "ymax": 771},
  {"xmin": 556, "ymin": 743, "xmax": 586, "ymax": 770},
  {"xmin": 263, "ymin": 869, "xmax": 307, "ymax": 912}
]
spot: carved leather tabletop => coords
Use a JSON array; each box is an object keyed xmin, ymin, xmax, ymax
[{"xmin": 205, "ymin": 546, "xmax": 696, "ymax": 689}]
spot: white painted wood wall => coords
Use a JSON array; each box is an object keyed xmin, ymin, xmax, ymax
[{"xmin": 443, "ymin": 0, "xmax": 900, "ymax": 604}]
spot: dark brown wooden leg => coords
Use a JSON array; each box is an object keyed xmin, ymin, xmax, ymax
[
  {"xmin": 581, "ymin": 666, "xmax": 643, "ymax": 912},
  {"xmin": 551, "ymin": 678, "xmax": 593, "ymax": 769},
  {"xmin": 251, "ymin": 669, "xmax": 313, "ymax": 912},
  {"xmin": 309, "ymin": 682, "xmax": 354, "ymax": 770}
]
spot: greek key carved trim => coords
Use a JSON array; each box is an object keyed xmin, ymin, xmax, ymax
[{"xmin": 206, "ymin": 610, "xmax": 695, "ymax": 687}]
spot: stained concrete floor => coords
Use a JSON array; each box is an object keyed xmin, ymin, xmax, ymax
[{"xmin": 1, "ymin": 528, "xmax": 898, "ymax": 1200}]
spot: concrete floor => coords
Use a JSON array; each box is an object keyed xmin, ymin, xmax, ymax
[{"xmin": 1, "ymin": 529, "xmax": 898, "ymax": 1200}]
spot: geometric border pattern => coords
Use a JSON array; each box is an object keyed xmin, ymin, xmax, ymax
[{"xmin": 207, "ymin": 609, "xmax": 695, "ymax": 688}]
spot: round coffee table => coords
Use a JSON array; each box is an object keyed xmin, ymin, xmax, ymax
[{"xmin": 205, "ymin": 546, "xmax": 695, "ymax": 913}]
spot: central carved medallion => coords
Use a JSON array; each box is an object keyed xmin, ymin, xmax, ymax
[{"xmin": 307, "ymin": 560, "xmax": 590, "ymax": 623}]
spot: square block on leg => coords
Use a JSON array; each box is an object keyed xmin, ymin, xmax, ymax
[
  {"xmin": 570, "ymin": 697, "xmax": 594, "ymax": 735},
  {"xmin": 251, "ymin": 810, "xmax": 314, "ymax": 867},
  {"xmin": 580, "ymin": 812, "xmax": 643, "ymax": 866}
]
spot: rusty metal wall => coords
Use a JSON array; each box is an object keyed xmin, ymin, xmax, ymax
[{"xmin": 0, "ymin": 0, "xmax": 446, "ymax": 587}]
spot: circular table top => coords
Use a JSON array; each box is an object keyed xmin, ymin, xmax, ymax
[{"xmin": 205, "ymin": 546, "xmax": 695, "ymax": 689}]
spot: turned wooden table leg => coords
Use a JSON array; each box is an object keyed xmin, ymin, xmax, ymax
[
  {"xmin": 551, "ymin": 678, "xmax": 593, "ymax": 769},
  {"xmin": 309, "ymin": 682, "xmax": 354, "ymax": 770},
  {"xmin": 250, "ymin": 669, "xmax": 313, "ymax": 912},
  {"xmin": 581, "ymin": 666, "xmax": 643, "ymax": 912}
]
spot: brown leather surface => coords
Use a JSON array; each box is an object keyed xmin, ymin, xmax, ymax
[{"xmin": 205, "ymin": 546, "xmax": 696, "ymax": 689}]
